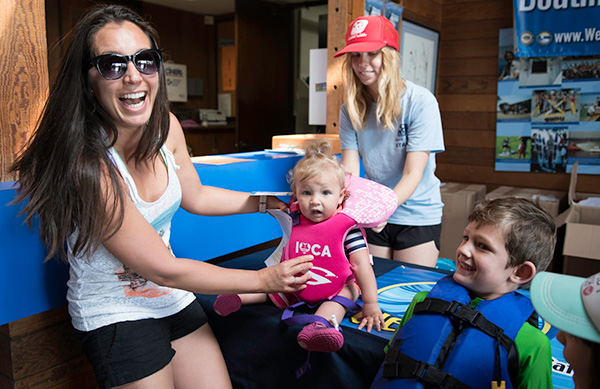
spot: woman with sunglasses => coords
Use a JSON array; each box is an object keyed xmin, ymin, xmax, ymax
[{"xmin": 10, "ymin": 5, "xmax": 313, "ymax": 388}]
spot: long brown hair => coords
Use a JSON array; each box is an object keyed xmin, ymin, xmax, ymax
[{"xmin": 10, "ymin": 5, "xmax": 170, "ymax": 262}]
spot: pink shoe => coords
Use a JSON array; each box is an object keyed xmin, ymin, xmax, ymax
[
  {"xmin": 297, "ymin": 322, "xmax": 344, "ymax": 353},
  {"xmin": 213, "ymin": 294, "xmax": 241, "ymax": 316}
]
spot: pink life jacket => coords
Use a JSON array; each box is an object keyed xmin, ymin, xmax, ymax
[{"xmin": 283, "ymin": 210, "xmax": 358, "ymax": 305}]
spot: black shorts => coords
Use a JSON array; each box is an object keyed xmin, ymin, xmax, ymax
[
  {"xmin": 75, "ymin": 299, "xmax": 208, "ymax": 388},
  {"xmin": 365, "ymin": 223, "xmax": 442, "ymax": 251}
]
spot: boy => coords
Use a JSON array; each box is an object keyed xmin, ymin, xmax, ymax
[{"xmin": 371, "ymin": 197, "xmax": 556, "ymax": 388}]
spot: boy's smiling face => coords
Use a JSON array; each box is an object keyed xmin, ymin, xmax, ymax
[{"xmin": 453, "ymin": 221, "xmax": 521, "ymax": 300}]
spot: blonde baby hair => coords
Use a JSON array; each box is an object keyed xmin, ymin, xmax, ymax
[{"xmin": 288, "ymin": 140, "xmax": 347, "ymax": 196}]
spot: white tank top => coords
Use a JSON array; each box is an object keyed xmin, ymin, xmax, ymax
[{"xmin": 67, "ymin": 145, "xmax": 195, "ymax": 331}]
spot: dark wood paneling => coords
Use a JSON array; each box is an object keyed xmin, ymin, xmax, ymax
[
  {"xmin": 437, "ymin": 76, "xmax": 498, "ymax": 95},
  {"xmin": 442, "ymin": 111, "xmax": 497, "ymax": 130},
  {"xmin": 7, "ymin": 319, "xmax": 82, "ymax": 380},
  {"xmin": 442, "ymin": 18, "xmax": 513, "ymax": 41},
  {"xmin": 5, "ymin": 355, "xmax": 96, "ymax": 388},
  {"xmin": 438, "ymin": 94, "xmax": 497, "ymax": 112},
  {"xmin": 402, "ymin": 0, "xmax": 442, "ymax": 31},
  {"xmin": 184, "ymin": 128, "xmax": 236, "ymax": 156},
  {"xmin": 442, "ymin": 0, "xmax": 513, "ymax": 22},
  {"xmin": 0, "ymin": 307, "xmax": 96, "ymax": 387},
  {"xmin": 440, "ymin": 37, "xmax": 501, "ymax": 59},
  {"xmin": 438, "ymin": 146, "xmax": 494, "ymax": 166},
  {"xmin": 438, "ymin": 57, "xmax": 499, "ymax": 77},
  {"xmin": 436, "ymin": 163, "xmax": 598, "ymax": 194},
  {"xmin": 443, "ymin": 128, "xmax": 496, "ymax": 148}
]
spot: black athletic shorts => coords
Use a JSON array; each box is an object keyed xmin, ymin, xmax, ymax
[
  {"xmin": 365, "ymin": 223, "xmax": 442, "ymax": 251},
  {"xmin": 75, "ymin": 299, "xmax": 207, "ymax": 388}
]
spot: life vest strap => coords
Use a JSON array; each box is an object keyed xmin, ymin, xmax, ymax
[
  {"xmin": 281, "ymin": 295, "xmax": 362, "ymax": 328},
  {"xmin": 382, "ymin": 340, "xmax": 470, "ymax": 389},
  {"xmin": 415, "ymin": 298, "xmax": 514, "ymax": 352}
]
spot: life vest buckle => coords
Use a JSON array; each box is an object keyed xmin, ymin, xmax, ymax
[
  {"xmin": 414, "ymin": 361, "xmax": 456, "ymax": 388},
  {"xmin": 452, "ymin": 304, "xmax": 481, "ymax": 325}
]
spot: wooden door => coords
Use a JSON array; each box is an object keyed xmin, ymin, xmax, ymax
[{"xmin": 235, "ymin": 0, "xmax": 294, "ymax": 152}]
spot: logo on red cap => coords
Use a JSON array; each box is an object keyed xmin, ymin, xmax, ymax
[
  {"xmin": 334, "ymin": 15, "xmax": 399, "ymax": 58},
  {"xmin": 349, "ymin": 20, "xmax": 369, "ymax": 41}
]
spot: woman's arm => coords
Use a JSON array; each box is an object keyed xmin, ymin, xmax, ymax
[
  {"xmin": 341, "ymin": 149, "xmax": 361, "ymax": 176},
  {"xmin": 167, "ymin": 113, "xmax": 285, "ymax": 215},
  {"xmin": 102, "ymin": 191, "xmax": 312, "ymax": 295},
  {"xmin": 393, "ymin": 150, "xmax": 429, "ymax": 206}
]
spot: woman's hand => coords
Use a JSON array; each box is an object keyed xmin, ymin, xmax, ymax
[
  {"xmin": 258, "ymin": 255, "xmax": 313, "ymax": 293},
  {"xmin": 371, "ymin": 220, "xmax": 387, "ymax": 233},
  {"xmin": 357, "ymin": 302, "xmax": 385, "ymax": 332},
  {"xmin": 267, "ymin": 195, "xmax": 288, "ymax": 211}
]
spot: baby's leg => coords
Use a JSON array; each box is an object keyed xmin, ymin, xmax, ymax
[
  {"xmin": 213, "ymin": 293, "xmax": 268, "ymax": 316},
  {"xmin": 297, "ymin": 284, "xmax": 360, "ymax": 353},
  {"xmin": 314, "ymin": 284, "xmax": 359, "ymax": 326}
]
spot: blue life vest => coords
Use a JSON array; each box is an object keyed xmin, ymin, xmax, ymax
[{"xmin": 371, "ymin": 275, "xmax": 534, "ymax": 389}]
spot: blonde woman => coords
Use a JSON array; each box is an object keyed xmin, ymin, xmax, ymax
[{"xmin": 337, "ymin": 15, "xmax": 445, "ymax": 267}]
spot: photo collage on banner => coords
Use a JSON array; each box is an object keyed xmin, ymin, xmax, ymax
[
  {"xmin": 364, "ymin": 0, "xmax": 404, "ymax": 27},
  {"xmin": 496, "ymin": 28, "xmax": 600, "ymax": 175}
]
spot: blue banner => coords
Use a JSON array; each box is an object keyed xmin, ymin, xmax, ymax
[{"xmin": 513, "ymin": 0, "xmax": 600, "ymax": 57}]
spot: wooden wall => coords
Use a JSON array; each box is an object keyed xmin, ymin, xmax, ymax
[
  {"xmin": 0, "ymin": 307, "xmax": 97, "ymax": 388},
  {"xmin": 0, "ymin": 0, "xmax": 49, "ymax": 183},
  {"xmin": 327, "ymin": 0, "xmax": 599, "ymax": 194}
]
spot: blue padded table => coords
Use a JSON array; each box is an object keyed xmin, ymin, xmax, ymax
[{"xmin": 0, "ymin": 151, "xmax": 302, "ymax": 326}]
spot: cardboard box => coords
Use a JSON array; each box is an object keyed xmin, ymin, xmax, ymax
[
  {"xmin": 556, "ymin": 162, "xmax": 600, "ymax": 277},
  {"xmin": 272, "ymin": 134, "xmax": 341, "ymax": 154},
  {"xmin": 485, "ymin": 186, "xmax": 567, "ymax": 219},
  {"xmin": 440, "ymin": 182, "xmax": 487, "ymax": 259}
]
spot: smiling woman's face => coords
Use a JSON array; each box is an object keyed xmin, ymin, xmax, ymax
[
  {"xmin": 350, "ymin": 50, "xmax": 383, "ymax": 94},
  {"xmin": 88, "ymin": 21, "xmax": 158, "ymax": 133}
]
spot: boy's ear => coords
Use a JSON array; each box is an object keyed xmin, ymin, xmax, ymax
[{"xmin": 510, "ymin": 261, "xmax": 536, "ymax": 285}]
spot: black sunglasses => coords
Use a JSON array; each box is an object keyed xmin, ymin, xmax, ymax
[{"xmin": 90, "ymin": 49, "xmax": 162, "ymax": 80}]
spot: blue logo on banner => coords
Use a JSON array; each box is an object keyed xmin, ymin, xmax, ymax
[{"xmin": 513, "ymin": 0, "xmax": 600, "ymax": 57}]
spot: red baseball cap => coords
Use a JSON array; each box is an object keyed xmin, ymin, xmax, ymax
[{"xmin": 334, "ymin": 15, "xmax": 399, "ymax": 58}]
